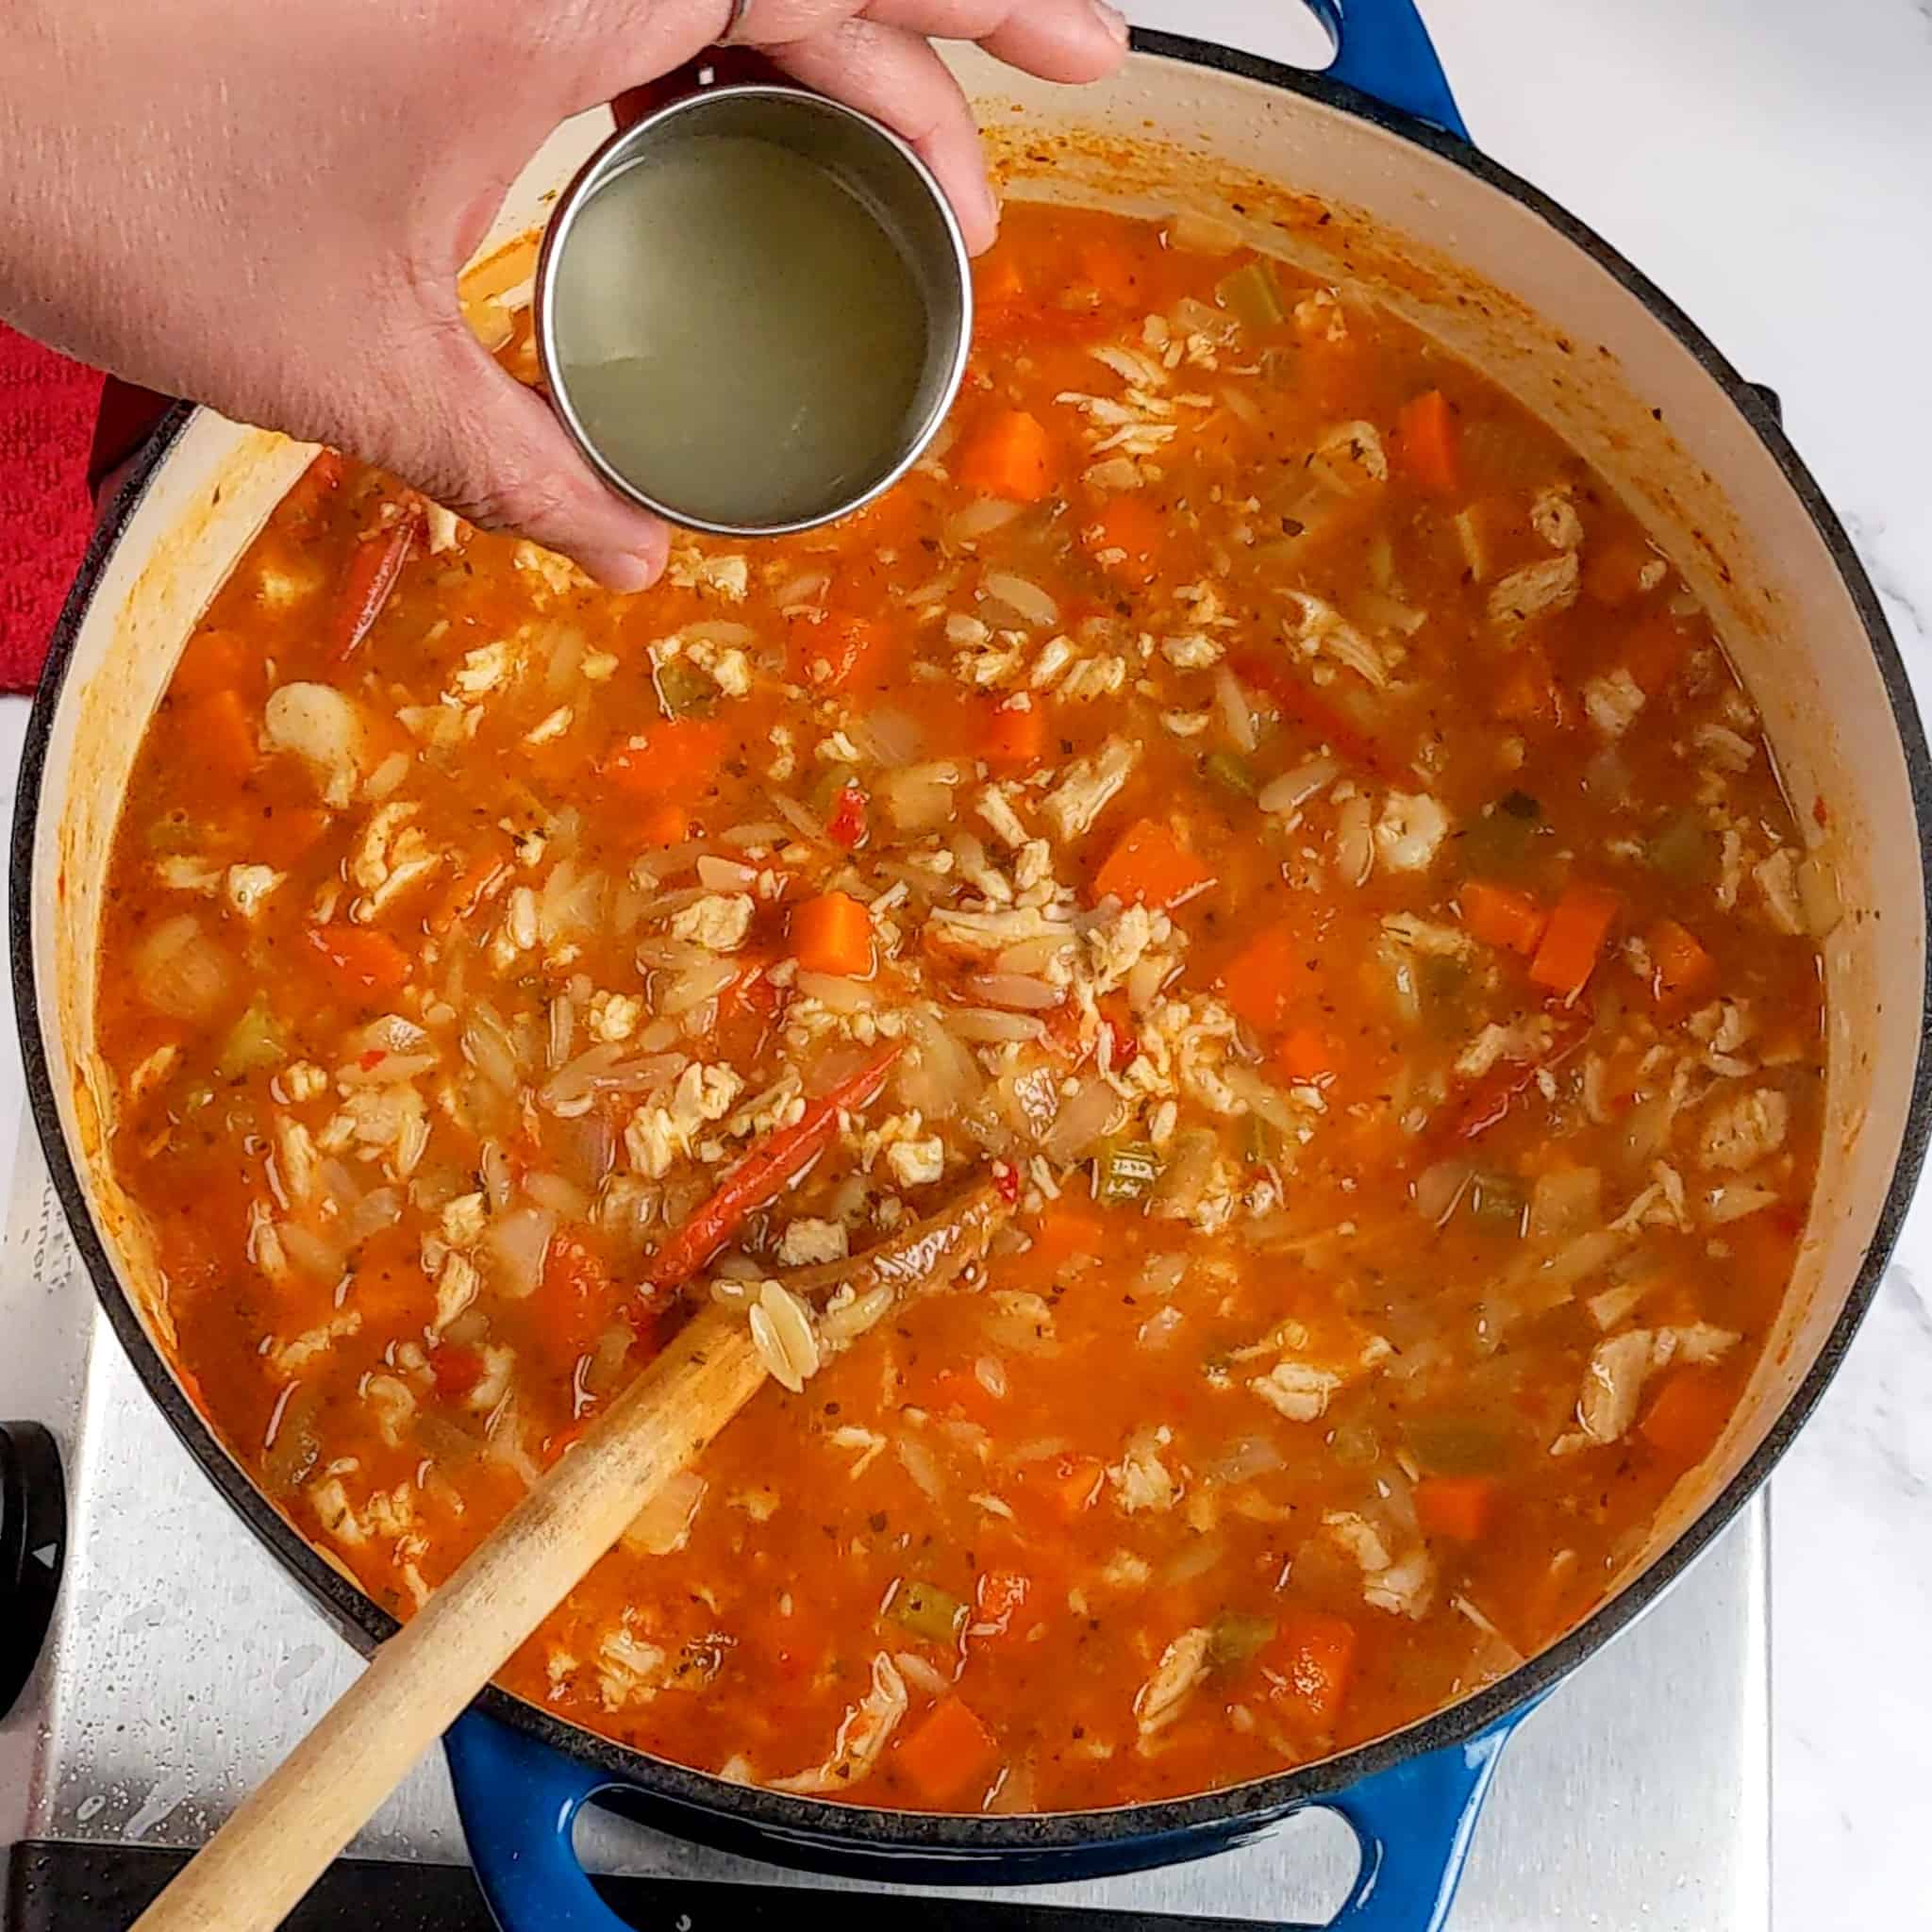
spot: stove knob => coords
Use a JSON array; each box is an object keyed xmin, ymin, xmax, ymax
[{"xmin": 1, "ymin": 1421, "xmax": 66, "ymax": 1721}]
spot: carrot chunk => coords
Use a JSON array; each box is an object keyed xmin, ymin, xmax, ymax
[
  {"xmin": 1046, "ymin": 1454, "xmax": 1106, "ymax": 1521},
  {"xmin": 1274, "ymin": 1025, "xmax": 1337, "ymax": 1085},
  {"xmin": 186, "ymin": 687, "xmax": 261, "ymax": 786},
  {"xmin": 1080, "ymin": 494, "xmax": 1165, "ymax": 585},
  {"xmin": 1091, "ymin": 818, "xmax": 1215, "ymax": 910},
  {"xmin": 1265, "ymin": 1610, "xmax": 1359, "ymax": 1731},
  {"xmin": 955, "ymin": 408, "xmax": 1054, "ymax": 503},
  {"xmin": 790, "ymin": 891, "xmax": 873, "ymax": 977},
  {"xmin": 1623, "ymin": 614, "xmax": 1691, "ymax": 695},
  {"xmin": 1415, "ymin": 1474, "xmax": 1496, "ymax": 1542},
  {"xmin": 788, "ymin": 613, "xmax": 890, "ymax": 693},
  {"xmin": 602, "ymin": 719, "xmax": 727, "ymax": 801},
  {"xmin": 1396, "ymin": 390, "xmax": 1460, "ymax": 496},
  {"xmin": 1460, "ymin": 879, "xmax": 1548, "ymax": 957},
  {"xmin": 1491, "ymin": 642, "xmax": 1565, "ymax": 731},
  {"xmin": 974, "ymin": 1570, "xmax": 1031, "ymax": 1638},
  {"xmin": 1638, "ymin": 1370, "xmax": 1733, "ymax": 1463},
  {"xmin": 633, "ymin": 800, "xmax": 691, "ymax": 847},
  {"xmin": 307, "ymin": 924, "xmax": 410, "ymax": 998},
  {"xmin": 1648, "ymin": 918, "xmax": 1717, "ymax": 1001},
  {"xmin": 981, "ymin": 700, "xmax": 1049, "ymax": 771},
  {"xmin": 1221, "ymin": 923, "xmax": 1306, "ymax": 1034},
  {"xmin": 1528, "ymin": 882, "xmax": 1621, "ymax": 998},
  {"xmin": 171, "ymin": 628, "xmax": 256, "ymax": 704},
  {"xmin": 896, "ymin": 1699, "xmax": 1000, "ymax": 1806}
]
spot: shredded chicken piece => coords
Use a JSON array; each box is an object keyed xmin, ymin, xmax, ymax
[
  {"xmin": 770, "ymin": 1653, "xmax": 908, "ymax": 1793},
  {"xmin": 1135, "ymin": 1626, "xmax": 1212, "ymax": 1743}
]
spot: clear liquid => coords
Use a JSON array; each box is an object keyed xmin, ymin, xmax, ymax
[{"xmin": 552, "ymin": 134, "xmax": 930, "ymax": 527}]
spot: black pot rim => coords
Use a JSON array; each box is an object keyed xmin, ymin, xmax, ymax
[{"xmin": 13, "ymin": 26, "xmax": 1931, "ymax": 1861}]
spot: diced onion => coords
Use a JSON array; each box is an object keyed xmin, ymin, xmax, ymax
[
  {"xmin": 695, "ymin": 854, "xmax": 760, "ymax": 893},
  {"xmin": 461, "ymin": 1002, "xmax": 521, "ymax": 1096},
  {"xmin": 794, "ymin": 972, "xmax": 876, "ymax": 1012},
  {"xmin": 981, "ymin": 572, "xmax": 1058, "ymax": 629},
  {"xmin": 1041, "ymin": 1074, "xmax": 1125, "ymax": 1163},
  {"xmin": 619, "ymin": 1469, "xmax": 707, "ymax": 1557},
  {"xmin": 1706, "ymin": 1180, "xmax": 1782, "ymax": 1225},
  {"xmin": 663, "ymin": 959, "xmax": 741, "ymax": 1016},
  {"xmin": 1207, "ymin": 1435, "xmax": 1284, "ymax": 1483},
  {"xmin": 943, "ymin": 498, "xmax": 1024, "ymax": 546},
  {"xmin": 482, "ymin": 1207, "xmax": 556, "ymax": 1299},
  {"xmin": 524, "ymin": 1171, "xmax": 590, "ymax": 1220},
  {"xmin": 1414, "ymin": 1158, "xmax": 1474, "ymax": 1227},
  {"xmin": 135, "ymin": 914, "xmax": 234, "ymax": 1023},
  {"xmin": 858, "ymin": 708, "xmax": 925, "ymax": 765},
  {"xmin": 279, "ymin": 1221, "xmax": 346, "ymax": 1283},
  {"xmin": 1527, "ymin": 1166, "xmax": 1602, "ymax": 1241},
  {"xmin": 896, "ymin": 1008, "xmax": 984, "ymax": 1120}
]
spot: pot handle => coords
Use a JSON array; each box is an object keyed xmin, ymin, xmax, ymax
[
  {"xmin": 445, "ymin": 1710, "xmax": 665, "ymax": 1932},
  {"xmin": 1318, "ymin": 1713, "xmax": 1521, "ymax": 1929},
  {"xmin": 1303, "ymin": 0, "xmax": 1469, "ymax": 142},
  {"xmin": 446, "ymin": 1706, "xmax": 1524, "ymax": 1932}
]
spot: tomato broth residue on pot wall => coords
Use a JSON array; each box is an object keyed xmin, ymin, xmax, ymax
[
  {"xmin": 549, "ymin": 133, "xmax": 931, "ymax": 528},
  {"xmin": 93, "ymin": 201, "xmax": 1832, "ymax": 1815}
]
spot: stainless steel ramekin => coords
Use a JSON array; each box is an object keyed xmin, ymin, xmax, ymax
[{"xmin": 535, "ymin": 82, "xmax": 973, "ymax": 538}]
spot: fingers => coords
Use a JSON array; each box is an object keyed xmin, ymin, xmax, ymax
[
  {"xmin": 725, "ymin": 1, "xmax": 1126, "ymax": 77},
  {"xmin": 387, "ymin": 324, "xmax": 672, "ymax": 591},
  {"xmin": 765, "ymin": 18, "xmax": 1001, "ymax": 250},
  {"xmin": 857, "ymin": 0, "xmax": 1128, "ymax": 79}
]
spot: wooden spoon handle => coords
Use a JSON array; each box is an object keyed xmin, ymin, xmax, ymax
[{"xmin": 132, "ymin": 1300, "xmax": 765, "ymax": 1932}]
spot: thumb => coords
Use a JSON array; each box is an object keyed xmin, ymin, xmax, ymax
[{"xmin": 386, "ymin": 322, "xmax": 672, "ymax": 592}]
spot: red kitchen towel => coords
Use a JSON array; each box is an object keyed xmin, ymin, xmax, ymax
[{"xmin": 0, "ymin": 323, "xmax": 104, "ymax": 691}]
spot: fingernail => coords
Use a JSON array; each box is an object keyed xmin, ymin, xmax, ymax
[
  {"xmin": 587, "ymin": 551, "xmax": 654, "ymax": 595},
  {"xmin": 1091, "ymin": 1, "xmax": 1130, "ymax": 45},
  {"xmin": 979, "ymin": 171, "xmax": 1003, "ymax": 235}
]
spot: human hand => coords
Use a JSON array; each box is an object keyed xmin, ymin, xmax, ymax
[{"xmin": 0, "ymin": 0, "xmax": 1127, "ymax": 587}]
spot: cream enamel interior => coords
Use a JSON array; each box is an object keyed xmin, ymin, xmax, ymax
[{"xmin": 26, "ymin": 47, "xmax": 1921, "ymax": 1763}]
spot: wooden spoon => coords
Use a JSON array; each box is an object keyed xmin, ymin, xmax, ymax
[{"xmin": 131, "ymin": 1179, "xmax": 1008, "ymax": 1932}]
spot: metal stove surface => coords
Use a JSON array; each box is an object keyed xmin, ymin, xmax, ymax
[{"xmin": 0, "ymin": 1133, "xmax": 1767, "ymax": 1929}]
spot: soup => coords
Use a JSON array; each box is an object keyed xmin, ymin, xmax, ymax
[{"xmin": 93, "ymin": 202, "xmax": 1831, "ymax": 1813}]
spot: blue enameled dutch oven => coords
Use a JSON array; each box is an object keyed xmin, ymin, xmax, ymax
[{"xmin": 15, "ymin": 3, "xmax": 1930, "ymax": 1927}]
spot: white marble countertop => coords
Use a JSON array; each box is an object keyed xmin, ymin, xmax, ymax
[{"xmin": 3, "ymin": 0, "xmax": 1927, "ymax": 1924}]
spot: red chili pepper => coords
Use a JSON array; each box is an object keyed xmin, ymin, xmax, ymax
[
  {"xmin": 824, "ymin": 781, "xmax": 868, "ymax": 850},
  {"xmin": 992, "ymin": 1162, "xmax": 1021, "ymax": 1206},
  {"xmin": 640, "ymin": 1043, "xmax": 902, "ymax": 1296},
  {"xmin": 330, "ymin": 500, "xmax": 425, "ymax": 661},
  {"xmin": 1228, "ymin": 651, "xmax": 1385, "ymax": 772}
]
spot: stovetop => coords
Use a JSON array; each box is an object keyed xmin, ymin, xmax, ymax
[{"xmin": 0, "ymin": 1125, "xmax": 1768, "ymax": 1930}]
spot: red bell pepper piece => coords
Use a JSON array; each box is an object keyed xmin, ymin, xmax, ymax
[
  {"xmin": 330, "ymin": 499, "xmax": 425, "ymax": 661},
  {"xmin": 824, "ymin": 781, "xmax": 868, "ymax": 850},
  {"xmin": 640, "ymin": 1044, "xmax": 902, "ymax": 1295}
]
